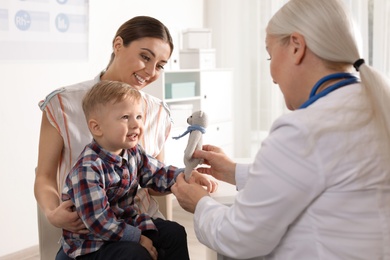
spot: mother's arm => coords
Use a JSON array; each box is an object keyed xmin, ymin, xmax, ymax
[{"xmin": 35, "ymin": 112, "xmax": 86, "ymax": 233}]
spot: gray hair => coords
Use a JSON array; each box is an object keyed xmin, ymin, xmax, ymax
[{"xmin": 267, "ymin": 0, "xmax": 390, "ymax": 152}]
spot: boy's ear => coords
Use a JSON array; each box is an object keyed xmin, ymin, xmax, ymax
[
  {"xmin": 88, "ymin": 119, "xmax": 103, "ymax": 137},
  {"xmin": 290, "ymin": 32, "xmax": 306, "ymax": 65}
]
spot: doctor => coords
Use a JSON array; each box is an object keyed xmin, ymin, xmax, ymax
[{"xmin": 171, "ymin": 0, "xmax": 390, "ymax": 259}]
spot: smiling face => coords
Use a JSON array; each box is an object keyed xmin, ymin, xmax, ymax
[
  {"xmin": 103, "ymin": 37, "xmax": 171, "ymax": 90},
  {"xmin": 94, "ymin": 97, "xmax": 144, "ymax": 155}
]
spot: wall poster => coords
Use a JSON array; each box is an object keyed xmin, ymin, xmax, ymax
[{"xmin": 0, "ymin": 0, "xmax": 88, "ymax": 60}]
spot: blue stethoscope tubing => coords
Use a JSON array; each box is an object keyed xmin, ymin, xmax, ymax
[{"xmin": 299, "ymin": 72, "xmax": 360, "ymax": 109}]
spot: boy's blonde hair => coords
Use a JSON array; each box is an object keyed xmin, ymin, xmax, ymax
[{"xmin": 82, "ymin": 80, "xmax": 142, "ymax": 120}]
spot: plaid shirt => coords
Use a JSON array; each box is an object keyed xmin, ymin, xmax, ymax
[{"xmin": 61, "ymin": 140, "xmax": 182, "ymax": 258}]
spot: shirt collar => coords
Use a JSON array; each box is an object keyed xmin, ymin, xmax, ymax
[{"xmin": 89, "ymin": 140, "xmax": 129, "ymax": 167}]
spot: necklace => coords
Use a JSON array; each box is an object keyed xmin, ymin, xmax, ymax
[{"xmin": 299, "ymin": 72, "xmax": 359, "ymax": 109}]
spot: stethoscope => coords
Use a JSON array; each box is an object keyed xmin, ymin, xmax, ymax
[{"xmin": 299, "ymin": 72, "xmax": 360, "ymax": 109}]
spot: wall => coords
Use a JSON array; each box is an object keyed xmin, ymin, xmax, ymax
[
  {"xmin": 0, "ymin": 0, "xmax": 204, "ymax": 257},
  {"xmin": 204, "ymin": 0, "xmax": 287, "ymax": 158}
]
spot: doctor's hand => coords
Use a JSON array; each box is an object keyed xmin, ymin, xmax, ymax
[
  {"xmin": 193, "ymin": 144, "xmax": 237, "ymax": 185},
  {"xmin": 47, "ymin": 200, "xmax": 88, "ymax": 234},
  {"xmin": 171, "ymin": 173, "xmax": 209, "ymax": 213}
]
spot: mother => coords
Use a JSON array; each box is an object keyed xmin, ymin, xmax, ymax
[{"xmin": 35, "ymin": 16, "xmax": 175, "ymax": 259}]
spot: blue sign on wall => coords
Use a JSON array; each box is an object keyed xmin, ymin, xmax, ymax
[{"xmin": 0, "ymin": 0, "xmax": 88, "ymax": 60}]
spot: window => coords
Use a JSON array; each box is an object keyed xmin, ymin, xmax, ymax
[{"xmin": 204, "ymin": 0, "xmax": 390, "ymax": 158}]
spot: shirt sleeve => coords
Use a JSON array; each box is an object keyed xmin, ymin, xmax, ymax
[
  {"xmin": 134, "ymin": 146, "xmax": 183, "ymax": 192},
  {"xmin": 193, "ymin": 116, "xmax": 326, "ymax": 259},
  {"xmin": 235, "ymin": 163, "xmax": 251, "ymax": 190},
  {"xmin": 140, "ymin": 92, "xmax": 172, "ymax": 157}
]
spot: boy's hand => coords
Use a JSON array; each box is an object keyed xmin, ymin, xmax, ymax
[
  {"xmin": 140, "ymin": 235, "xmax": 157, "ymax": 260},
  {"xmin": 190, "ymin": 170, "xmax": 218, "ymax": 193}
]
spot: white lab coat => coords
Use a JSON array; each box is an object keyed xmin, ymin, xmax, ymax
[{"xmin": 194, "ymin": 83, "xmax": 390, "ymax": 260}]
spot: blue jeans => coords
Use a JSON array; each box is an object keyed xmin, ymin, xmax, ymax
[
  {"xmin": 56, "ymin": 218, "xmax": 189, "ymax": 260},
  {"xmin": 56, "ymin": 246, "xmax": 73, "ymax": 260}
]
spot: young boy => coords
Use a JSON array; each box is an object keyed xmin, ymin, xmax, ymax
[{"xmin": 61, "ymin": 80, "xmax": 216, "ymax": 259}]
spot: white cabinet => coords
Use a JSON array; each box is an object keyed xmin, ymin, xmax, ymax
[
  {"xmin": 143, "ymin": 69, "xmax": 234, "ymax": 167},
  {"xmin": 200, "ymin": 70, "xmax": 233, "ymax": 123}
]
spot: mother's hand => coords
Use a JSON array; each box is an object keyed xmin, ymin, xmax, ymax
[
  {"xmin": 47, "ymin": 200, "xmax": 88, "ymax": 234},
  {"xmin": 171, "ymin": 173, "xmax": 209, "ymax": 213}
]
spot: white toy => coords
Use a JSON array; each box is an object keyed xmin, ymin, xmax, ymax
[{"xmin": 173, "ymin": 110, "xmax": 208, "ymax": 181}]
